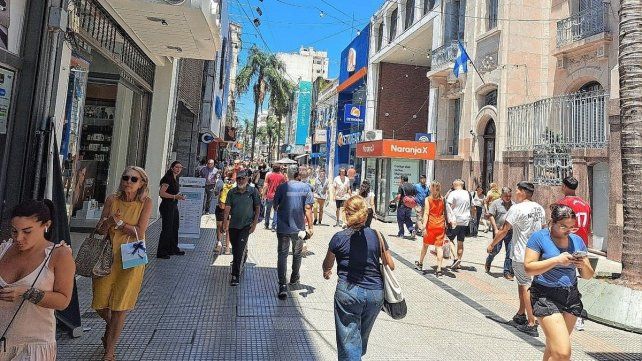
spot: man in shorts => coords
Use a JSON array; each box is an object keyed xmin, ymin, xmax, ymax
[
  {"xmin": 488, "ymin": 181, "xmax": 546, "ymax": 337},
  {"xmin": 446, "ymin": 179, "xmax": 473, "ymax": 269}
]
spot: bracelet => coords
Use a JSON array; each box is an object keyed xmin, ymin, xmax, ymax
[{"xmin": 22, "ymin": 288, "xmax": 45, "ymax": 304}]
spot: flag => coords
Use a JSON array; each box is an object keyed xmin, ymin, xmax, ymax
[{"xmin": 453, "ymin": 40, "xmax": 469, "ymax": 78}]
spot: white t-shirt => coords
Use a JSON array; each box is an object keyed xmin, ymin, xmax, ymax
[
  {"xmin": 505, "ymin": 200, "xmax": 546, "ymax": 262},
  {"xmin": 446, "ymin": 189, "xmax": 471, "ymax": 226},
  {"xmin": 364, "ymin": 191, "xmax": 375, "ymax": 209},
  {"xmin": 333, "ymin": 176, "xmax": 351, "ymax": 200}
]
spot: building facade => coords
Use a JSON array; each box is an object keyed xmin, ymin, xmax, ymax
[
  {"xmin": 311, "ymin": 78, "xmax": 338, "ymax": 173},
  {"xmin": 366, "ymin": 0, "xmax": 620, "ymax": 259}
]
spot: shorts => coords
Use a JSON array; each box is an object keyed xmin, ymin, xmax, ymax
[
  {"xmin": 530, "ymin": 282, "xmax": 583, "ymax": 318},
  {"xmin": 214, "ymin": 206, "xmax": 225, "ymax": 222},
  {"xmin": 446, "ymin": 225, "xmax": 467, "ymax": 242},
  {"xmin": 512, "ymin": 262, "xmax": 532, "ymax": 286},
  {"xmin": 335, "ymin": 199, "xmax": 345, "ymax": 208}
]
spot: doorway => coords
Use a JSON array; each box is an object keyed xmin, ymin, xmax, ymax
[
  {"xmin": 591, "ymin": 162, "xmax": 609, "ymax": 251},
  {"xmin": 482, "ymin": 119, "xmax": 496, "ymax": 190}
]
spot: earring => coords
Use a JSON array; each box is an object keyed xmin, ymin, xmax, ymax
[{"xmin": 45, "ymin": 227, "xmax": 49, "ymax": 233}]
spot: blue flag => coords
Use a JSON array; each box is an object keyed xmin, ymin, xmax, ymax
[{"xmin": 453, "ymin": 41, "xmax": 469, "ymax": 78}]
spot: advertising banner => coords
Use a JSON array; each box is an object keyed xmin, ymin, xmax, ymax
[
  {"xmin": 356, "ymin": 140, "xmax": 436, "ymax": 160},
  {"xmin": 313, "ymin": 128, "xmax": 327, "ymax": 144},
  {"xmin": 390, "ymin": 159, "xmax": 419, "ymax": 201},
  {"xmin": 178, "ymin": 177, "xmax": 205, "ymax": 239},
  {"xmin": 0, "ymin": 67, "xmax": 15, "ymax": 134},
  {"xmin": 415, "ymin": 133, "xmax": 432, "ymax": 142},
  {"xmin": 295, "ymin": 81, "xmax": 312, "ymax": 145},
  {"xmin": 344, "ymin": 104, "xmax": 365, "ymax": 123}
]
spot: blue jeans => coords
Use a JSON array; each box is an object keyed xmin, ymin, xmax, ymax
[
  {"xmin": 486, "ymin": 230, "xmax": 513, "ymax": 275},
  {"xmin": 396, "ymin": 205, "xmax": 414, "ymax": 236},
  {"xmin": 334, "ymin": 281, "xmax": 384, "ymax": 361},
  {"xmin": 264, "ymin": 199, "xmax": 277, "ymax": 229}
]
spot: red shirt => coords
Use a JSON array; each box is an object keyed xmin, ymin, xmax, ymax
[
  {"xmin": 265, "ymin": 172, "xmax": 286, "ymax": 200},
  {"xmin": 557, "ymin": 196, "xmax": 591, "ymax": 244}
]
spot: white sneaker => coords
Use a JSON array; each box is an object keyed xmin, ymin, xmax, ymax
[{"xmin": 574, "ymin": 317, "xmax": 585, "ymax": 331}]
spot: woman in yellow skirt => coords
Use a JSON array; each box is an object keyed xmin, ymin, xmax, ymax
[{"xmin": 93, "ymin": 166, "xmax": 152, "ymax": 360}]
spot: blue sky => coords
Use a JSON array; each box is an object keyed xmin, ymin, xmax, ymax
[{"xmin": 228, "ymin": 0, "xmax": 385, "ymax": 121}]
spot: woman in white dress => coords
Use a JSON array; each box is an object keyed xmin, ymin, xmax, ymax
[{"xmin": 333, "ymin": 168, "xmax": 351, "ymax": 227}]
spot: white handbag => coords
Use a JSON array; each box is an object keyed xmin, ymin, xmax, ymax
[{"xmin": 375, "ymin": 230, "xmax": 407, "ymax": 319}]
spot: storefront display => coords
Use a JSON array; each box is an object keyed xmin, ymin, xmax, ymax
[{"xmin": 0, "ymin": 66, "xmax": 14, "ymax": 134}]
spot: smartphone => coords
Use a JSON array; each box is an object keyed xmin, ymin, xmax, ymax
[{"xmin": 572, "ymin": 250, "xmax": 588, "ymax": 258}]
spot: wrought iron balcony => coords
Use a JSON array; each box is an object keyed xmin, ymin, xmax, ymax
[
  {"xmin": 430, "ymin": 41, "xmax": 460, "ymax": 71},
  {"xmin": 506, "ymin": 91, "xmax": 608, "ymax": 151},
  {"xmin": 557, "ymin": 5, "xmax": 608, "ymax": 48}
]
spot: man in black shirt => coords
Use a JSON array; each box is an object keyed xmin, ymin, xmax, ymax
[
  {"xmin": 389, "ymin": 175, "xmax": 417, "ymax": 239},
  {"xmin": 223, "ymin": 169, "xmax": 261, "ymax": 286}
]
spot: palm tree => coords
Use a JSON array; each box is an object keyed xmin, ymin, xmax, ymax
[
  {"xmin": 269, "ymin": 82, "xmax": 295, "ymax": 158},
  {"xmin": 619, "ymin": 0, "xmax": 642, "ymax": 284},
  {"xmin": 236, "ymin": 46, "xmax": 293, "ymax": 160}
]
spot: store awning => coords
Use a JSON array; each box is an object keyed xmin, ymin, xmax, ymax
[
  {"xmin": 99, "ymin": 0, "xmax": 223, "ymax": 62},
  {"xmin": 356, "ymin": 139, "xmax": 436, "ymax": 160}
]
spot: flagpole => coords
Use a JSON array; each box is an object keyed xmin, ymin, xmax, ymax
[{"xmin": 460, "ymin": 42, "xmax": 485, "ymax": 85}]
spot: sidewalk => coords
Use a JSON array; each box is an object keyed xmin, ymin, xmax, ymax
[{"xmin": 57, "ymin": 207, "xmax": 642, "ymax": 360}]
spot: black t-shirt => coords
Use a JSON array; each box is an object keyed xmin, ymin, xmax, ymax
[
  {"xmin": 397, "ymin": 182, "xmax": 416, "ymax": 207},
  {"xmin": 160, "ymin": 174, "xmax": 179, "ymax": 203}
]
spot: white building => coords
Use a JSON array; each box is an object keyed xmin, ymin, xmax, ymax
[{"xmin": 277, "ymin": 47, "xmax": 329, "ymax": 84}]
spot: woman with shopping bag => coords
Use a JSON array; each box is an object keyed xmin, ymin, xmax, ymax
[
  {"xmin": 92, "ymin": 166, "xmax": 152, "ymax": 361},
  {"xmin": 322, "ymin": 196, "xmax": 396, "ymax": 360},
  {"xmin": 415, "ymin": 181, "xmax": 448, "ymax": 277}
]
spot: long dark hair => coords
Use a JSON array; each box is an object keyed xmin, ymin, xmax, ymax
[
  {"xmin": 163, "ymin": 161, "xmax": 182, "ymax": 188},
  {"xmin": 11, "ymin": 199, "xmax": 55, "ymax": 240},
  {"xmin": 359, "ymin": 180, "xmax": 371, "ymax": 198}
]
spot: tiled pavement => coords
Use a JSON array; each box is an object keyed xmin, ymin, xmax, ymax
[{"xmin": 58, "ymin": 206, "xmax": 642, "ymax": 360}]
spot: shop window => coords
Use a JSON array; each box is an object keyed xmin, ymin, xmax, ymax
[{"xmin": 487, "ymin": 0, "xmax": 498, "ymax": 30}]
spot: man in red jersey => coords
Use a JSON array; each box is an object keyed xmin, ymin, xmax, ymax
[
  {"xmin": 557, "ymin": 175, "xmax": 592, "ymax": 331},
  {"xmin": 262, "ymin": 164, "xmax": 286, "ymax": 231}
]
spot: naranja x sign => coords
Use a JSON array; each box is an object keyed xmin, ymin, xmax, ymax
[{"xmin": 356, "ymin": 139, "xmax": 436, "ymax": 160}]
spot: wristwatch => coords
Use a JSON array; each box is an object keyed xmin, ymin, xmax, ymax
[{"xmin": 115, "ymin": 219, "xmax": 124, "ymax": 229}]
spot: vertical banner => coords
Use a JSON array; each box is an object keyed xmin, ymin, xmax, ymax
[
  {"xmin": 295, "ymin": 81, "xmax": 312, "ymax": 145},
  {"xmin": 178, "ymin": 177, "xmax": 205, "ymax": 239}
]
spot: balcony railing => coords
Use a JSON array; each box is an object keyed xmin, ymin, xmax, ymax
[
  {"xmin": 431, "ymin": 41, "xmax": 460, "ymax": 71},
  {"xmin": 557, "ymin": 4, "xmax": 608, "ymax": 47},
  {"xmin": 506, "ymin": 91, "xmax": 608, "ymax": 151}
]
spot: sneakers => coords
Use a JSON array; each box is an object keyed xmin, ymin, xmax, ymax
[
  {"xmin": 229, "ymin": 275, "xmax": 239, "ymax": 286},
  {"xmin": 452, "ymin": 259, "xmax": 462, "ymax": 270},
  {"xmin": 516, "ymin": 323, "xmax": 539, "ymax": 337},
  {"xmin": 435, "ymin": 270, "xmax": 443, "ymax": 278},
  {"xmin": 575, "ymin": 317, "xmax": 585, "ymax": 331},
  {"xmin": 511, "ymin": 313, "xmax": 527, "ymax": 326},
  {"xmin": 313, "ymin": 219, "xmax": 318, "ymax": 225},
  {"xmin": 410, "ymin": 229, "xmax": 417, "ymax": 239},
  {"xmin": 414, "ymin": 261, "xmax": 423, "ymax": 271},
  {"xmin": 278, "ymin": 284, "xmax": 288, "ymax": 300},
  {"xmin": 214, "ymin": 242, "xmax": 222, "ymax": 254}
]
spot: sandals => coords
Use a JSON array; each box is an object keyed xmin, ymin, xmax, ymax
[{"xmin": 414, "ymin": 261, "xmax": 423, "ymax": 271}]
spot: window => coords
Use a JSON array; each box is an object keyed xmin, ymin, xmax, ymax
[
  {"xmin": 389, "ymin": 8, "xmax": 398, "ymax": 41},
  {"xmin": 424, "ymin": 0, "xmax": 436, "ymax": 14},
  {"xmin": 444, "ymin": 0, "xmax": 465, "ymax": 43},
  {"xmin": 487, "ymin": 0, "xmax": 498, "ymax": 30},
  {"xmin": 219, "ymin": 39, "xmax": 227, "ymax": 90},
  {"xmin": 405, "ymin": 0, "xmax": 415, "ymax": 30},
  {"xmin": 445, "ymin": 98, "xmax": 461, "ymax": 155},
  {"xmin": 377, "ymin": 24, "xmax": 384, "ymax": 51},
  {"xmin": 484, "ymin": 90, "xmax": 497, "ymax": 106}
]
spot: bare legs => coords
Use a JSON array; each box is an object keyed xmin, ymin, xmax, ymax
[
  {"xmin": 97, "ymin": 308, "xmax": 128, "ymax": 359},
  {"xmin": 317, "ymin": 199, "xmax": 325, "ymax": 223},
  {"xmin": 517, "ymin": 285, "xmax": 536, "ymax": 326},
  {"xmin": 417, "ymin": 244, "xmax": 444, "ymax": 272},
  {"xmin": 456, "ymin": 240, "xmax": 464, "ymax": 261},
  {"xmin": 540, "ymin": 313, "xmax": 576, "ymax": 361}
]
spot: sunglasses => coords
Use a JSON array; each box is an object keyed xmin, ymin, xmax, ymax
[{"xmin": 121, "ymin": 175, "xmax": 140, "ymax": 183}]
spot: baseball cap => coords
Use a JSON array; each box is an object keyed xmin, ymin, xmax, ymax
[{"xmin": 236, "ymin": 169, "xmax": 251, "ymax": 180}]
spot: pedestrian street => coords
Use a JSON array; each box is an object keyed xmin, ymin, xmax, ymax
[{"xmin": 57, "ymin": 207, "xmax": 642, "ymax": 361}]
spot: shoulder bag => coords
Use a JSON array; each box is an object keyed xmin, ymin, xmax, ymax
[
  {"xmin": 75, "ymin": 222, "xmax": 113, "ymax": 278},
  {"xmin": 375, "ymin": 230, "xmax": 407, "ymax": 320}
]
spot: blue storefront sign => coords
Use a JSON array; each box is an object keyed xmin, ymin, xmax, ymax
[
  {"xmin": 295, "ymin": 81, "xmax": 312, "ymax": 145},
  {"xmin": 415, "ymin": 133, "xmax": 432, "ymax": 142},
  {"xmin": 344, "ymin": 104, "xmax": 365, "ymax": 123}
]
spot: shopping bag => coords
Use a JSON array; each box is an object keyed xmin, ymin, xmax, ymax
[
  {"xmin": 121, "ymin": 227, "xmax": 148, "ymax": 270},
  {"xmin": 443, "ymin": 240, "xmax": 451, "ymax": 259},
  {"xmin": 375, "ymin": 230, "xmax": 407, "ymax": 320}
]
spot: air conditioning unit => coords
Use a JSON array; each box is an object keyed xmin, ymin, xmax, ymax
[{"xmin": 363, "ymin": 129, "xmax": 383, "ymax": 141}]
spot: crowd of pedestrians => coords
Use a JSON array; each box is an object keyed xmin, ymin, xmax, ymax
[{"xmin": 0, "ymin": 149, "xmax": 597, "ymax": 361}]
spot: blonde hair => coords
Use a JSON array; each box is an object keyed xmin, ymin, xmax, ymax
[
  {"xmin": 344, "ymin": 195, "xmax": 369, "ymax": 229},
  {"xmin": 117, "ymin": 166, "xmax": 149, "ymax": 202},
  {"xmin": 429, "ymin": 181, "xmax": 442, "ymax": 200},
  {"xmin": 490, "ymin": 182, "xmax": 499, "ymax": 191}
]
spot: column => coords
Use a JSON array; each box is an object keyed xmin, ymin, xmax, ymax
[
  {"xmin": 107, "ymin": 83, "xmax": 133, "ymax": 195},
  {"xmin": 426, "ymin": 84, "xmax": 439, "ymax": 181},
  {"xmin": 145, "ymin": 61, "xmax": 179, "ymax": 219}
]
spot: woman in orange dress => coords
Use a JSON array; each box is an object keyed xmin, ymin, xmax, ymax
[{"xmin": 415, "ymin": 181, "xmax": 448, "ymax": 277}]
